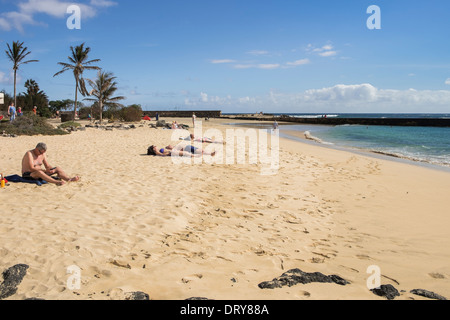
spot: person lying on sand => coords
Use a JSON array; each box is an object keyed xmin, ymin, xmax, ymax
[
  {"xmin": 147, "ymin": 144, "xmax": 216, "ymax": 157},
  {"xmin": 180, "ymin": 133, "xmax": 225, "ymax": 144},
  {"xmin": 22, "ymin": 142, "xmax": 80, "ymax": 186}
]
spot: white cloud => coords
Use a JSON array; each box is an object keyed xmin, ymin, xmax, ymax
[
  {"xmin": 200, "ymin": 92, "xmax": 208, "ymax": 102},
  {"xmin": 232, "ymin": 59, "xmax": 309, "ymax": 70},
  {"xmin": 210, "ymin": 59, "xmax": 236, "ymax": 64},
  {"xmin": 181, "ymin": 84, "xmax": 450, "ymax": 113},
  {"xmin": 90, "ymin": 0, "xmax": 117, "ymax": 7},
  {"xmin": 0, "ymin": 17, "xmax": 10, "ymax": 31},
  {"xmin": 233, "ymin": 63, "xmax": 281, "ymax": 69},
  {"xmin": 0, "ymin": 11, "xmax": 39, "ymax": 33},
  {"xmin": 308, "ymin": 43, "xmax": 338, "ymax": 58},
  {"xmin": 286, "ymin": 58, "xmax": 310, "ymax": 67},
  {"xmin": 247, "ymin": 50, "xmax": 269, "ymax": 56},
  {"xmin": 0, "ymin": 71, "xmax": 9, "ymax": 84},
  {"xmin": 0, "ymin": 70, "xmax": 18, "ymax": 85},
  {"xmin": 184, "ymin": 92, "xmax": 234, "ymax": 106},
  {"xmin": 0, "ymin": 0, "xmax": 117, "ymax": 32},
  {"xmin": 19, "ymin": 0, "xmax": 90, "ymax": 18},
  {"xmin": 445, "ymin": 78, "xmax": 450, "ymax": 85},
  {"xmin": 258, "ymin": 64, "xmax": 280, "ymax": 70},
  {"xmin": 304, "ymin": 84, "xmax": 378, "ymax": 102},
  {"xmin": 310, "ymin": 44, "xmax": 333, "ymax": 52},
  {"xmin": 233, "ymin": 64, "xmax": 253, "ymax": 69},
  {"xmin": 318, "ymin": 51, "xmax": 337, "ymax": 57}
]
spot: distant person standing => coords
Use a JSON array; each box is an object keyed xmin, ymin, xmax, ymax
[
  {"xmin": 17, "ymin": 106, "xmax": 23, "ymax": 117},
  {"xmin": 192, "ymin": 112, "xmax": 196, "ymax": 128},
  {"xmin": 8, "ymin": 102, "xmax": 16, "ymax": 122},
  {"xmin": 33, "ymin": 106, "xmax": 37, "ymax": 116}
]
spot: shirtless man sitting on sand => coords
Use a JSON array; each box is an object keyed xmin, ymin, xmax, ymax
[{"xmin": 22, "ymin": 142, "xmax": 80, "ymax": 186}]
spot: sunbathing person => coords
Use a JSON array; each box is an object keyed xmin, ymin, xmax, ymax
[
  {"xmin": 22, "ymin": 143, "xmax": 80, "ymax": 186},
  {"xmin": 180, "ymin": 133, "xmax": 225, "ymax": 144},
  {"xmin": 147, "ymin": 144, "xmax": 216, "ymax": 157}
]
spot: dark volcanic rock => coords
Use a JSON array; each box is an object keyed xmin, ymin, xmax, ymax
[
  {"xmin": 370, "ymin": 284, "xmax": 400, "ymax": 300},
  {"xmin": 410, "ymin": 289, "xmax": 447, "ymax": 300},
  {"xmin": 125, "ymin": 291, "xmax": 150, "ymax": 300},
  {"xmin": 258, "ymin": 268, "xmax": 350, "ymax": 289},
  {"xmin": 0, "ymin": 264, "xmax": 29, "ymax": 300}
]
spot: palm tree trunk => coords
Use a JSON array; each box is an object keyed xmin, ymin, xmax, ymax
[
  {"xmin": 13, "ymin": 69, "xmax": 17, "ymax": 108},
  {"xmin": 99, "ymin": 100, "xmax": 103, "ymax": 124},
  {"xmin": 74, "ymin": 80, "xmax": 78, "ymax": 121}
]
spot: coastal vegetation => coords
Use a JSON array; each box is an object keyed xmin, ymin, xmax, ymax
[
  {"xmin": 1, "ymin": 80, "xmax": 51, "ymax": 117},
  {"xmin": 118, "ymin": 104, "xmax": 143, "ymax": 122},
  {"xmin": 1, "ymin": 41, "xmax": 136, "ymax": 132},
  {"xmin": 58, "ymin": 121, "xmax": 82, "ymax": 130},
  {"xmin": 0, "ymin": 115, "xmax": 67, "ymax": 136}
]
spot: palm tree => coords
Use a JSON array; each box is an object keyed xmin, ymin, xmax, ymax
[
  {"xmin": 85, "ymin": 70, "xmax": 125, "ymax": 124},
  {"xmin": 5, "ymin": 41, "xmax": 39, "ymax": 108},
  {"xmin": 54, "ymin": 43, "xmax": 100, "ymax": 120},
  {"xmin": 23, "ymin": 79, "xmax": 49, "ymax": 114}
]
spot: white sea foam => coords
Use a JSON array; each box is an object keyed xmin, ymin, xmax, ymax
[
  {"xmin": 304, "ymin": 131, "xmax": 333, "ymax": 145},
  {"xmin": 291, "ymin": 114, "xmax": 339, "ymax": 119}
]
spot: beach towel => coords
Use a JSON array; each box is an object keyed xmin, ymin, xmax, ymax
[{"xmin": 5, "ymin": 175, "xmax": 48, "ymax": 186}]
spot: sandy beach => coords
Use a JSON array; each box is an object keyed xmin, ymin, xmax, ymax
[{"xmin": 1, "ymin": 117, "xmax": 450, "ymax": 300}]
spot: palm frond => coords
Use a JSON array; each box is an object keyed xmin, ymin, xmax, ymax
[
  {"xmin": 83, "ymin": 59, "xmax": 101, "ymax": 65},
  {"xmin": 5, "ymin": 41, "xmax": 39, "ymax": 67}
]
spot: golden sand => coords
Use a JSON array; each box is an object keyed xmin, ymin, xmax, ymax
[{"xmin": 1, "ymin": 117, "xmax": 449, "ymax": 300}]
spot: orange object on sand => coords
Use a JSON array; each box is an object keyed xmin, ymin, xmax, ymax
[
  {"xmin": 142, "ymin": 116, "xmax": 151, "ymax": 121},
  {"xmin": 1, "ymin": 173, "xmax": 6, "ymax": 188}
]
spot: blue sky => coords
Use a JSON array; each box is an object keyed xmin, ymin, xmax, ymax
[{"xmin": 1, "ymin": 0, "xmax": 450, "ymax": 113}]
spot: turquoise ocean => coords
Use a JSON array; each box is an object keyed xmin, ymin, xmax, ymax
[{"xmin": 228, "ymin": 113, "xmax": 450, "ymax": 169}]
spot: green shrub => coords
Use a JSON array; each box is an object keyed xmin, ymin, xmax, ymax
[
  {"xmin": 58, "ymin": 121, "xmax": 81, "ymax": 129},
  {"xmin": 0, "ymin": 115, "xmax": 68, "ymax": 136},
  {"xmin": 78, "ymin": 107, "xmax": 91, "ymax": 120},
  {"xmin": 120, "ymin": 105, "xmax": 143, "ymax": 122}
]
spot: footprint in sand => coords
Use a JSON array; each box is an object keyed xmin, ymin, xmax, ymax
[
  {"xmin": 181, "ymin": 274, "xmax": 203, "ymax": 284},
  {"xmin": 297, "ymin": 290, "xmax": 311, "ymax": 298},
  {"xmin": 339, "ymin": 265, "xmax": 360, "ymax": 273},
  {"xmin": 309, "ymin": 257, "xmax": 325, "ymax": 264},
  {"xmin": 429, "ymin": 272, "xmax": 446, "ymax": 279}
]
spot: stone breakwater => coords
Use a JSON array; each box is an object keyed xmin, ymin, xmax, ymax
[{"xmin": 221, "ymin": 115, "xmax": 450, "ymax": 127}]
